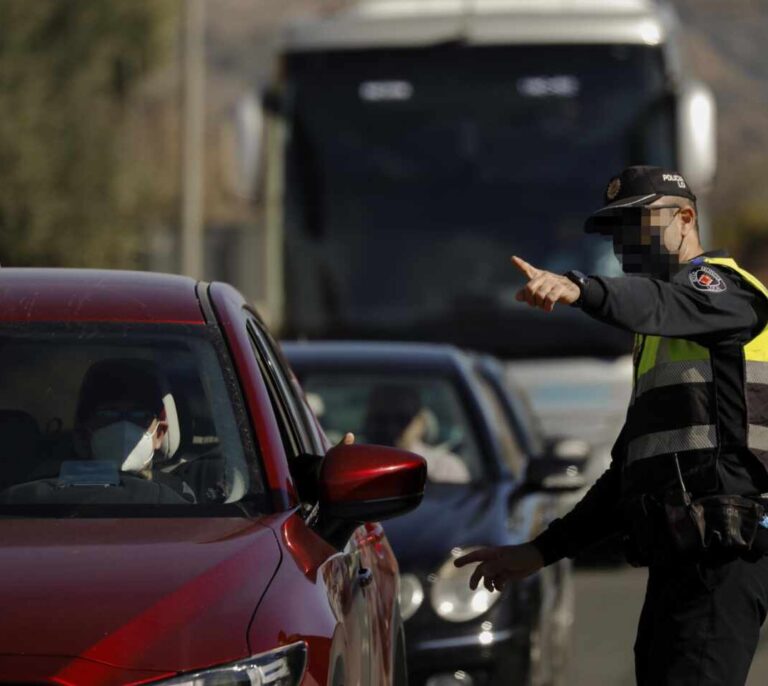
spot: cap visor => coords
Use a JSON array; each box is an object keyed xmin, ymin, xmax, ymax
[{"xmin": 584, "ymin": 193, "xmax": 661, "ymax": 234}]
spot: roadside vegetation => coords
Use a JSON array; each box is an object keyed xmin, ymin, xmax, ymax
[{"xmin": 0, "ymin": 0, "xmax": 177, "ymax": 267}]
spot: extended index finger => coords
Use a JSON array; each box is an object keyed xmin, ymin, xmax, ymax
[
  {"xmin": 454, "ymin": 548, "xmax": 497, "ymax": 568},
  {"xmin": 511, "ymin": 255, "xmax": 539, "ymax": 280}
]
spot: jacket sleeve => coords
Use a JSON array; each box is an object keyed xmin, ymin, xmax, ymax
[
  {"xmin": 579, "ymin": 264, "xmax": 761, "ymax": 346},
  {"xmin": 531, "ymin": 458, "xmax": 624, "ymax": 565}
]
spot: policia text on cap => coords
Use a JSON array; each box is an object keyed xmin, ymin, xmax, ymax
[{"xmin": 455, "ymin": 166, "xmax": 768, "ymax": 686}]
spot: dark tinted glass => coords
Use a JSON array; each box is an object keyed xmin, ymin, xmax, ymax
[{"xmin": 284, "ymin": 44, "xmax": 673, "ymax": 341}]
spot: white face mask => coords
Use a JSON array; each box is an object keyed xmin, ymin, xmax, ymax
[{"xmin": 91, "ymin": 420, "xmax": 157, "ymax": 473}]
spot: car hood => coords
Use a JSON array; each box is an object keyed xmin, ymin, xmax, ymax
[
  {"xmin": 0, "ymin": 517, "xmax": 281, "ymax": 675},
  {"xmin": 383, "ymin": 481, "xmax": 522, "ymax": 571}
]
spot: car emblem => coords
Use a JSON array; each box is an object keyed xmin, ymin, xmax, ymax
[{"xmin": 606, "ymin": 177, "xmax": 621, "ymax": 201}]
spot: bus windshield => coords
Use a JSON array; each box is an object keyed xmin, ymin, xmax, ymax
[{"xmin": 283, "ymin": 44, "xmax": 673, "ymax": 355}]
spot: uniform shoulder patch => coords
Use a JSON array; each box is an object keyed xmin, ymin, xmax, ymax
[{"xmin": 688, "ymin": 265, "xmax": 727, "ymax": 293}]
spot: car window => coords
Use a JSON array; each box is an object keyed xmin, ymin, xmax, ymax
[
  {"xmin": 473, "ymin": 375, "xmax": 527, "ymax": 480},
  {"xmin": 246, "ymin": 316, "xmax": 329, "ymax": 457},
  {"xmin": 500, "ymin": 378, "xmax": 546, "ymax": 457},
  {"xmin": 300, "ymin": 372, "xmax": 483, "ymax": 484},
  {"xmin": 290, "ymin": 387, "xmax": 328, "ymax": 455},
  {"xmin": 261, "ymin": 330, "xmax": 328, "ymax": 455},
  {"xmin": 0, "ymin": 323, "xmax": 263, "ymax": 513},
  {"xmin": 247, "ymin": 321, "xmax": 308, "ymax": 458}
]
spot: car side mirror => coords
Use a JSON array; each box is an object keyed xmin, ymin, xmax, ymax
[
  {"xmin": 525, "ymin": 457, "xmax": 586, "ymax": 493},
  {"xmin": 544, "ymin": 437, "xmax": 591, "ymax": 462},
  {"xmin": 319, "ymin": 443, "xmax": 427, "ymax": 522}
]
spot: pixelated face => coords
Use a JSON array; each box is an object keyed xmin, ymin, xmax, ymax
[{"xmin": 592, "ymin": 204, "xmax": 682, "ymax": 276}]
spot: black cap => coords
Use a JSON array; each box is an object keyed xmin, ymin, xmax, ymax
[
  {"xmin": 585, "ymin": 166, "xmax": 697, "ymax": 233},
  {"xmin": 76, "ymin": 358, "xmax": 164, "ymax": 424}
]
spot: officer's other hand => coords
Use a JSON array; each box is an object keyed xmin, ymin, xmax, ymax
[
  {"xmin": 337, "ymin": 432, "xmax": 355, "ymax": 446},
  {"xmin": 511, "ymin": 255, "xmax": 580, "ymax": 312},
  {"xmin": 453, "ymin": 543, "xmax": 544, "ymax": 592}
]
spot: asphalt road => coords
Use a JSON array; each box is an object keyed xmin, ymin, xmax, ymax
[{"xmin": 569, "ymin": 566, "xmax": 768, "ymax": 685}]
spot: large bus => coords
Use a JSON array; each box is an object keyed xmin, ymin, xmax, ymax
[{"xmin": 242, "ymin": 0, "xmax": 716, "ymax": 446}]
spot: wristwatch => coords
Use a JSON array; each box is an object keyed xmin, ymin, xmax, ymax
[{"xmin": 564, "ymin": 270, "xmax": 590, "ymax": 308}]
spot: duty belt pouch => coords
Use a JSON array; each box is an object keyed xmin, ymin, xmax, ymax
[
  {"xmin": 663, "ymin": 489, "xmax": 706, "ymax": 555},
  {"xmin": 697, "ymin": 495, "xmax": 764, "ymax": 550},
  {"xmin": 662, "ymin": 455, "xmax": 764, "ymax": 555}
]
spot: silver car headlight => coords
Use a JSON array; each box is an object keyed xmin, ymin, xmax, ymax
[
  {"xmin": 399, "ymin": 573, "xmax": 425, "ymax": 621},
  {"xmin": 430, "ymin": 548, "xmax": 502, "ymax": 623},
  {"xmin": 154, "ymin": 642, "xmax": 307, "ymax": 685}
]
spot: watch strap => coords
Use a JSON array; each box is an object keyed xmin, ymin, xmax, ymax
[{"xmin": 564, "ymin": 270, "xmax": 589, "ymax": 307}]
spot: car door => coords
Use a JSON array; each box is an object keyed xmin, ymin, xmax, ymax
[
  {"xmin": 277, "ymin": 348, "xmax": 396, "ymax": 685},
  {"xmin": 245, "ymin": 315, "xmax": 376, "ymax": 686}
]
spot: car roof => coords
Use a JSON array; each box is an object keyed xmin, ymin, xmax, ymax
[
  {"xmin": 0, "ymin": 268, "xmax": 204, "ymax": 324},
  {"xmin": 282, "ymin": 340, "xmax": 471, "ymax": 374}
]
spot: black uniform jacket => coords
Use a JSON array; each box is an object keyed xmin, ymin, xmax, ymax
[{"xmin": 533, "ymin": 250, "xmax": 768, "ymax": 565}]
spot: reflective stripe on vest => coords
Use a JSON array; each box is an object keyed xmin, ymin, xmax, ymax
[
  {"xmin": 627, "ymin": 425, "xmax": 718, "ymax": 463},
  {"xmin": 626, "ymin": 257, "xmax": 768, "ymax": 467}
]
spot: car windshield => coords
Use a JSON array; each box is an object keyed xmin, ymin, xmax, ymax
[
  {"xmin": 0, "ymin": 323, "xmax": 265, "ymax": 516},
  {"xmin": 284, "ymin": 44, "xmax": 672, "ymax": 342},
  {"xmin": 301, "ymin": 372, "xmax": 484, "ymax": 484}
]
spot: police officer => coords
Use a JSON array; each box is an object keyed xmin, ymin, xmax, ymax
[{"xmin": 455, "ymin": 166, "xmax": 768, "ymax": 685}]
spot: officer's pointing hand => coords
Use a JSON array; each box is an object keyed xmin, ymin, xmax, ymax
[
  {"xmin": 454, "ymin": 543, "xmax": 544, "ymax": 592},
  {"xmin": 511, "ymin": 255, "xmax": 581, "ymax": 312}
]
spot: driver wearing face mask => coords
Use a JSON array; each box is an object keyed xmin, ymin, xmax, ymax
[{"xmin": 75, "ymin": 359, "xmax": 194, "ymax": 501}]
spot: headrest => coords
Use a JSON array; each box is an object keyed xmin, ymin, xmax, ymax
[
  {"xmin": 420, "ymin": 407, "xmax": 440, "ymax": 444},
  {"xmin": 0, "ymin": 410, "xmax": 40, "ymax": 450},
  {"xmin": 0, "ymin": 410, "xmax": 40, "ymax": 434},
  {"xmin": 160, "ymin": 393, "xmax": 181, "ymax": 460}
]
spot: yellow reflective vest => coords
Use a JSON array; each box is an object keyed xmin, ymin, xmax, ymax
[{"xmin": 627, "ymin": 257, "xmax": 768, "ymax": 470}]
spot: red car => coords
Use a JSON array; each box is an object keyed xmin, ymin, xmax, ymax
[{"xmin": 0, "ymin": 269, "xmax": 426, "ymax": 685}]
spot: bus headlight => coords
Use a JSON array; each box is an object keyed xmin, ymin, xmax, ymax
[
  {"xmin": 399, "ymin": 573, "xmax": 425, "ymax": 621},
  {"xmin": 430, "ymin": 549, "xmax": 501, "ymax": 622}
]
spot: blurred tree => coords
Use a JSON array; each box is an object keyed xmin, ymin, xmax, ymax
[{"xmin": 0, "ymin": 0, "xmax": 177, "ymax": 267}]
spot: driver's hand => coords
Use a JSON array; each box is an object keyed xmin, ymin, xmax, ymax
[
  {"xmin": 338, "ymin": 432, "xmax": 355, "ymax": 446},
  {"xmin": 511, "ymin": 255, "xmax": 581, "ymax": 312},
  {"xmin": 454, "ymin": 543, "xmax": 544, "ymax": 592}
]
